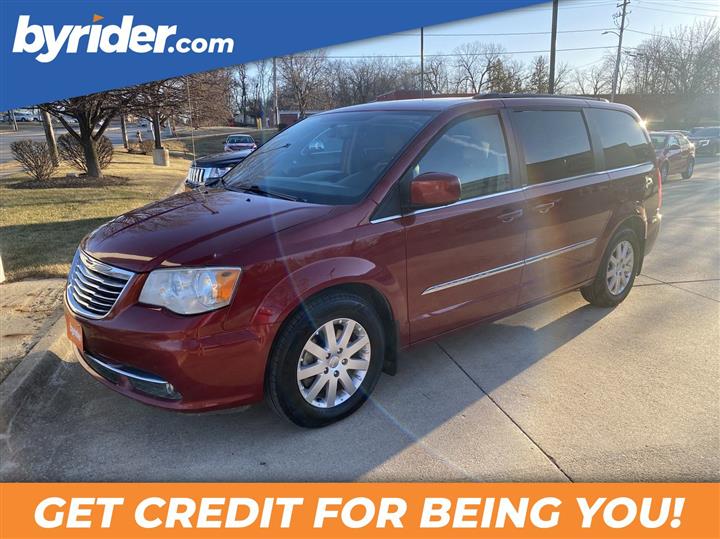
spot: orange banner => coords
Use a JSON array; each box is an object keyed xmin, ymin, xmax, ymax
[{"xmin": 1, "ymin": 483, "xmax": 718, "ymax": 539}]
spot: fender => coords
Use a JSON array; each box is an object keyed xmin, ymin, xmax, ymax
[
  {"xmin": 592, "ymin": 200, "xmax": 648, "ymax": 277},
  {"xmin": 250, "ymin": 256, "xmax": 406, "ymax": 331}
]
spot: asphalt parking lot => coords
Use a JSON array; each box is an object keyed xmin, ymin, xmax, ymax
[{"xmin": 1, "ymin": 157, "xmax": 718, "ymax": 482}]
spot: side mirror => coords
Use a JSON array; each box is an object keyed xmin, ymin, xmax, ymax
[{"xmin": 409, "ymin": 172, "xmax": 461, "ymax": 209}]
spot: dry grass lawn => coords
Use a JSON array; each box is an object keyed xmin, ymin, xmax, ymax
[{"xmin": 0, "ymin": 151, "xmax": 190, "ymax": 282}]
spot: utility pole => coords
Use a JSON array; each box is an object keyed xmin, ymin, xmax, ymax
[
  {"xmin": 40, "ymin": 108, "xmax": 59, "ymax": 165},
  {"xmin": 610, "ymin": 0, "xmax": 630, "ymax": 102},
  {"xmin": 420, "ymin": 27, "xmax": 425, "ymax": 98},
  {"xmin": 273, "ymin": 57, "xmax": 279, "ymax": 128},
  {"xmin": 548, "ymin": 0, "xmax": 559, "ymax": 94}
]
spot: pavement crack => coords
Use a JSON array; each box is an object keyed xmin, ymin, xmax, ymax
[
  {"xmin": 639, "ymin": 274, "xmax": 719, "ymax": 302},
  {"xmin": 435, "ymin": 342, "xmax": 573, "ymax": 482}
]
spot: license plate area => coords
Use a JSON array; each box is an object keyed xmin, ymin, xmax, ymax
[{"xmin": 66, "ymin": 314, "xmax": 83, "ymax": 351}]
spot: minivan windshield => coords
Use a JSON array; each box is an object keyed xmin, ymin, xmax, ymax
[{"xmin": 223, "ymin": 110, "xmax": 434, "ymax": 204}]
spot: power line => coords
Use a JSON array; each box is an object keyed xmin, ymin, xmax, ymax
[
  {"xmin": 300, "ymin": 45, "xmax": 626, "ymax": 60},
  {"xmin": 396, "ymin": 28, "xmax": 615, "ymax": 37},
  {"xmin": 636, "ymin": 0, "xmax": 720, "ymax": 14},
  {"xmin": 633, "ymin": 5, "xmax": 719, "ymax": 17}
]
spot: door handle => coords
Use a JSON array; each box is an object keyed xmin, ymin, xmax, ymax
[
  {"xmin": 497, "ymin": 209, "xmax": 523, "ymax": 223},
  {"xmin": 534, "ymin": 200, "xmax": 558, "ymax": 214}
]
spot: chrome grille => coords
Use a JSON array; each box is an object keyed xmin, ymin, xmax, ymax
[
  {"xmin": 185, "ymin": 166, "xmax": 207, "ymax": 187},
  {"xmin": 67, "ymin": 250, "xmax": 134, "ymax": 319}
]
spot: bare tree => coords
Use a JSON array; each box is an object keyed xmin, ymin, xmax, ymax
[
  {"xmin": 663, "ymin": 19, "xmax": 720, "ymax": 96},
  {"xmin": 232, "ymin": 64, "xmax": 250, "ymax": 124},
  {"xmin": 131, "ymin": 79, "xmax": 186, "ymax": 149},
  {"xmin": 626, "ymin": 21, "xmax": 719, "ymax": 96},
  {"xmin": 185, "ymin": 69, "xmax": 235, "ymax": 127},
  {"xmin": 279, "ymin": 52, "xmax": 329, "ymax": 117},
  {"xmin": 453, "ymin": 42, "xmax": 505, "ymax": 93},
  {"xmin": 423, "ymin": 56, "xmax": 451, "ymax": 94},
  {"xmin": 574, "ymin": 65, "xmax": 610, "ymax": 96},
  {"xmin": 40, "ymin": 88, "xmax": 137, "ymax": 178}
]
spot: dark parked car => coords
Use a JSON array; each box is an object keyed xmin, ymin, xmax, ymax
[
  {"xmin": 688, "ymin": 126, "xmax": 720, "ymax": 155},
  {"xmin": 650, "ymin": 131, "xmax": 695, "ymax": 180},
  {"xmin": 224, "ymin": 134, "xmax": 257, "ymax": 152},
  {"xmin": 65, "ymin": 95, "xmax": 661, "ymax": 427},
  {"xmin": 184, "ymin": 149, "xmax": 254, "ymax": 190}
]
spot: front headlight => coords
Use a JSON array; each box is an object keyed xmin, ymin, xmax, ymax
[
  {"xmin": 139, "ymin": 268, "xmax": 241, "ymax": 315},
  {"xmin": 208, "ymin": 166, "xmax": 232, "ymax": 178}
]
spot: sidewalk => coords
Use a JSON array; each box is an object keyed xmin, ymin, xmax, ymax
[{"xmin": 0, "ymin": 278, "xmax": 65, "ymax": 384}]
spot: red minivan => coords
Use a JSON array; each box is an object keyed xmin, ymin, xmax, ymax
[{"xmin": 65, "ymin": 95, "xmax": 662, "ymax": 427}]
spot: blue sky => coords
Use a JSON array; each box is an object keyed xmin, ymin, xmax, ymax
[{"xmin": 325, "ymin": 0, "xmax": 719, "ymax": 71}]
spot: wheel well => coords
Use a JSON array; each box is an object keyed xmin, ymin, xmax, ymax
[
  {"xmin": 272, "ymin": 282, "xmax": 399, "ymax": 376},
  {"xmin": 618, "ymin": 215, "xmax": 646, "ymax": 272}
]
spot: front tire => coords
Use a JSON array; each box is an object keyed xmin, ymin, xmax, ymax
[
  {"xmin": 581, "ymin": 228, "xmax": 640, "ymax": 308},
  {"xmin": 265, "ymin": 292, "xmax": 385, "ymax": 428},
  {"xmin": 681, "ymin": 158, "xmax": 694, "ymax": 179}
]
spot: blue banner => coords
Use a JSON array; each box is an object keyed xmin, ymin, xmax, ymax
[{"xmin": 0, "ymin": 0, "xmax": 548, "ymax": 109}]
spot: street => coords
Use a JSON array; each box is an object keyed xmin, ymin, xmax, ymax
[
  {"xmin": 0, "ymin": 121, "xmax": 244, "ymax": 170},
  {"xmin": 1, "ymin": 157, "xmax": 718, "ymax": 482}
]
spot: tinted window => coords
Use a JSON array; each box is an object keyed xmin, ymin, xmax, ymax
[
  {"xmin": 512, "ymin": 110, "xmax": 594, "ymax": 183},
  {"xmin": 411, "ymin": 114, "xmax": 511, "ymax": 199},
  {"xmin": 650, "ymin": 134, "xmax": 668, "ymax": 149},
  {"xmin": 586, "ymin": 108, "xmax": 654, "ymax": 169}
]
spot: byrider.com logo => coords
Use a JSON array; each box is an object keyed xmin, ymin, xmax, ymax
[{"xmin": 12, "ymin": 14, "xmax": 234, "ymax": 63}]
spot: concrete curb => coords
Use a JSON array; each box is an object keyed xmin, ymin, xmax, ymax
[{"xmin": 0, "ymin": 315, "xmax": 73, "ymax": 433}]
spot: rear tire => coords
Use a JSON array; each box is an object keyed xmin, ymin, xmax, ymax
[
  {"xmin": 265, "ymin": 292, "xmax": 385, "ymax": 428},
  {"xmin": 581, "ymin": 228, "xmax": 640, "ymax": 308},
  {"xmin": 681, "ymin": 158, "xmax": 694, "ymax": 179}
]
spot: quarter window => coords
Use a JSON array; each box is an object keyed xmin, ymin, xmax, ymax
[
  {"xmin": 585, "ymin": 108, "xmax": 654, "ymax": 169},
  {"xmin": 512, "ymin": 110, "xmax": 594, "ymax": 184},
  {"xmin": 411, "ymin": 114, "xmax": 512, "ymax": 199}
]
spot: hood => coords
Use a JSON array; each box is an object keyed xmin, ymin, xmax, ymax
[
  {"xmin": 82, "ymin": 190, "xmax": 333, "ymax": 272},
  {"xmin": 194, "ymin": 149, "xmax": 254, "ymax": 167}
]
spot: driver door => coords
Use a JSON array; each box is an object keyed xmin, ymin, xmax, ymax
[{"xmin": 404, "ymin": 113, "xmax": 526, "ymax": 342}]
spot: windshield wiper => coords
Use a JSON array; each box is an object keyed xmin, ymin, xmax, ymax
[
  {"xmin": 252, "ymin": 142, "xmax": 291, "ymax": 157},
  {"xmin": 239, "ymin": 184, "xmax": 302, "ymax": 202}
]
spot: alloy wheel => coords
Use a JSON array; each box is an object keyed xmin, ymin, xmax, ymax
[
  {"xmin": 606, "ymin": 240, "xmax": 634, "ymax": 296},
  {"xmin": 296, "ymin": 318, "xmax": 371, "ymax": 408}
]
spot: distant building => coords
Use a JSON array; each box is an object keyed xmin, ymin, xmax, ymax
[{"xmin": 277, "ymin": 110, "xmax": 322, "ymax": 127}]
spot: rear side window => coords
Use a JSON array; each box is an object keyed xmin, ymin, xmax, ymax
[
  {"xmin": 411, "ymin": 114, "xmax": 512, "ymax": 199},
  {"xmin": 585, "ymin": 108, "xmax": 654, "ymax": 169},
  {"xmin": 512, "ymin": 110, "xmax": 594, "ymax": 184}
]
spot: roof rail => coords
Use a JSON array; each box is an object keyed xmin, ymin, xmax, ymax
[{"xmin": 473, "ymin": 92, "xmax": 609, "ymax": 102}]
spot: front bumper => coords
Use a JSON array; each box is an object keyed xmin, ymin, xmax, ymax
[{"xmin": 66, "ymin": 299, "xmax": 278, "ymax": 412}]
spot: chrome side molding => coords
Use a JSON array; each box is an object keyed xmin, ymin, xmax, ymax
[{"xmin": 421, "ymin": 238, "xmax": 597, "ymax": 295}]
